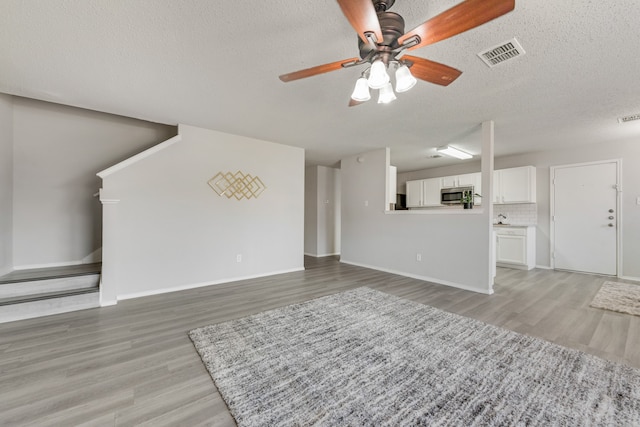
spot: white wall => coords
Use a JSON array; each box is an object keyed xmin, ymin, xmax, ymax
[
  {"xmin": 341, "ymin": 146, "xmax": 494, "ymax": 294},
  {"xmin": 304, "ymin": 166, "xmax": 318, "ymax": 255},
  {"xmin": 100, "ymin": 124, "xmax": 305, "ymax": 300},
  {"xmin": 397, "ymin": 137, "xmax": 640, "ymax": 279},
  {"xmin": 305, "ymin": 165, "xmax": 341, "ymax": 257},
  {"xmin": 11, "ymin": 97, "xmax": 176, "ymax": 268},
  {"xmin": 0, "ymin": 94, "xmax": 13, "ymax": 276},
  {"xmin": 317, "ymin": 166, "xmax": 340, "ymax": 256}
]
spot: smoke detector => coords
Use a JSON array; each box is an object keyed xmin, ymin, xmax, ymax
[{"xmin": 478, "ymin": 38, "xmax": 525, "ymax": 68}]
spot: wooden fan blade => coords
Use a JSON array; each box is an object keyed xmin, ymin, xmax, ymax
[
  {"xmin": 349, "ymin": 98, "xmax": 366, "ymax": 107},
  {"xmin": 279, "ymin": 58, "xmax": 360, "ymax": 82},
  {"xmin": 403, "ymin": 55, "xmax": 462, "ymax": 86},
  {"xmin": 336, "ymin": 0, "xmax": 383, "ymax": 44},
  {"xmin": 398, "ymin": 0, "xmax": 515, "ymax": 51}
]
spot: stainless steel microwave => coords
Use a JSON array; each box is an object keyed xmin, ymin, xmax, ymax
[{"xmin": 441, "ymin": 186, "xmax": 473, "ymax": 205}]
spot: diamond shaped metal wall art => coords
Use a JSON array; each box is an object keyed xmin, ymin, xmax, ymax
[{"xmin": 208, "ymin": 171, "xmax": 266, "ymax": 200}]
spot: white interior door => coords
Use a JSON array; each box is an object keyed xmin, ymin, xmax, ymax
[{"xmin": 552, "ymin": 161, "xmax": 618, "ymax": 275}]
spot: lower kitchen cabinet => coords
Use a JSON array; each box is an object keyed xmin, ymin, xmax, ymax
[{"xmin": 495, "ymin": 226, "xmax": 536, "ymax": 270}]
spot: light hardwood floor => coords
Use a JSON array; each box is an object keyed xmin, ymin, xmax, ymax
[{"xmin": 1, "ymin": 257, "xmax": 638, "ymax": 426}]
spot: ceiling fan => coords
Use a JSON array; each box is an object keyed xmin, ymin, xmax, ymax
[{"xmin": 279, "ymin": 0, "xmax": 515, "ymax": 105}]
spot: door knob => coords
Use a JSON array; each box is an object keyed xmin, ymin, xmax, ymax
[{"xmin": 608, "ymin": 223, "xmax": 614, "ymax": 227}]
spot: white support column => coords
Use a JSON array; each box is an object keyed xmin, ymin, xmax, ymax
[
  {"xmin": 481, "ymin": 120, "xmax": 495, "ymax": 291},
  {"xmin": 99, "ymin": 188, "xmax": 119, "ymax": 306}
]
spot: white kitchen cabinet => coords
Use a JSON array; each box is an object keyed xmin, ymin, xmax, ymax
[
  {"xmin": 495, "ymin": 226, "xmax": 536, "ymax": 270},
  {"xmin": 457, "ymin": 173, "xmax": 479, "ymax": 187},
  {"xmin": 423, "ymin": 178, "xmax": 442, "ymax": 206},
  {"xmin": 441, "ymin": 175, "xmax": 458, "ymax": 188},
  {"xmin": 441, "ymin": 173, "xmax": 482, "ymax": 204},
  {"xmin": 406, "ymin": 180, "xmax": 423, "ymax": 207},
  {"xmin": 406, "ymin": 178, "xmax": 442, "ymax": 207},
  {"xmin": 493, "ymin": 166, "xmax": 536, "ymax": 204},
  {"xmin": 440, "ymin": 172, "xmax": 480, "ymax": 189}
]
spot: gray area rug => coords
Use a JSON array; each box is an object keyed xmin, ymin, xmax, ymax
[
  {"xmin": 189, "ymin": 287, "xmax": 640, "ymax": 426},
  {"xmin": 590, "ymin": 281, "xmax": 640, "ymax": 316}
]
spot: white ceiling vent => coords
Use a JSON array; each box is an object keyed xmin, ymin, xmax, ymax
[
  {"xmin": 478, "ymin": 38, "xmax": 525, "ymax": 68},
  {"xmin": 618, "ymin": 114, "xmax": 640, "ymax": 124}
]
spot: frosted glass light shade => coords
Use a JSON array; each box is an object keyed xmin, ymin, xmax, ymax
[
  {"xmin": 350, "ymin": 77, "xmax": 371, "ymax": 102},
  {"xmin": 377, "ymin": 82, "xmax": 397, "ymax": 104},
  {"xmin": 368, "ymin": 60, "xmax": 390, "ymax": 89},
  {"xmin": 395, "ymin": 64, "xmax": 417, "ymax": 93},
  {"xmin": 436, "ymin": 145, "xmax": 473, "ymax": 160}
]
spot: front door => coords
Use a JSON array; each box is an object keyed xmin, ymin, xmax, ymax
[{"xmin": 552, "ymin": 161, "xmax": 618, "ymax": 275}]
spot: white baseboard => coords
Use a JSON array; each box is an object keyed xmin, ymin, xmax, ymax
[
  {"xmin": 82, "ymin": 248, "xmax": 102, "ymax": 263},
  {"xmin": 535, "ymin": 264, "xmax": 552, "ymax": 270},
  {"xmin": 339, "ymin": 259, "xmax": 493, "ymax": 295},
  {"xmin": 0, "ymin": 266, "xmax": 11, "ymax": 277},
  {"xmin": 14, "ymin": 255, "xmax": 103, "ymax": 271},
  {"xmin": 304, "ymin": 252, "xmax": 340, "ymax": 258},
  {"xmin": 619, "ymin": 275, "xmax": 640, "ymax": 283},
  {"xmin": 117, "ymin": 267, "xmax": 305, "ymax": 301},
  {"xmin": 13, "ymin": 260, "xmax": 84, "ymax": 270}
]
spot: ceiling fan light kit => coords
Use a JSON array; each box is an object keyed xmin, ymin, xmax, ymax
[
  {"xmin": 367, "ymin": 59, "xmax": 390, "ymax": 89},
  {"xmin": 351, "ymin": 77, "xmax": 372, "ymax": 102},
  {"xmin": 378, "ymin": 82, "xmax": 397, "ymax": 104},
  {"xmin": 394, "ymin": 64, "xmax": 417, "ymax": 93},
  {"xmin": 279, "ymin": 0, "xmax": 515, "ymax": 106},
  {"xmin": 437, "ymin": 145, "xmax": 473, "ymax": 160}
]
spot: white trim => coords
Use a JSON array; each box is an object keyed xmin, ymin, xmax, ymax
[
  {"xmin": 304, "ymin": 252, "xmax": 340, "ymax": 257},
  {"xmin": 535, "ymin": 264, "xmax": 552, "ymax": 270},
  {"xmin": 340, "ymin": 259, "xmax": 493, "ymax": 295},
  {"xmin": 13, "ymin": 260, "xmax": 84, "ymax": 270},
  {"xmin": 117, "ymin": 267, "xmax": 305, "ymax": 300},
  {"xmin": 619, "ymin": 275, "xmax": 640, "ymax": 283},
  {"xmin": 97, "ymin": 134, "xmax": 182, "ymax": 178},
  {"xmin": 549, "ymin": 159, "xmax": 622, "ymax": 275},
  {"xmin": 82, "ymin": 248, "xmax": 102, "ymax": 264}
]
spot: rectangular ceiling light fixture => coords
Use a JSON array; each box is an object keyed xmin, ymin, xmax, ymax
[{"xmin": 436, "ymin": 145, "xmax": 473, "ymax": 160}]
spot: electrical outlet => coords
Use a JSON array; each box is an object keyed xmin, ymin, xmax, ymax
[
  {"xmin": 236, "ymin": 254, "xmax": 242, "ymax": 262},
  {"xmin": 364, "ymin": 200, "xmax": 369, "ymax": 207},
  {"xmin": 416, "ymin": 253, "xmax": 422, "ymax": 262},
  {"xmin": 637, "ymin": 196, "xmax": 640, "ymax": 205}
]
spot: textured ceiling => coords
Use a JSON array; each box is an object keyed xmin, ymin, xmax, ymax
[{"xmin": 2, "ymin": 1, "xmax": 640, "ymax": 172}]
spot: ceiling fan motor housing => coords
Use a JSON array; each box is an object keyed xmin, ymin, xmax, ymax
[{"xmin": 358, "ymin": 11, "xmax": 405, "ymax": 62}]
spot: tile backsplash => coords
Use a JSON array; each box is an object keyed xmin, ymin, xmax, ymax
[{"xmin": 494, "ymin": 203, "xmax": 537, "ymax": 225}]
